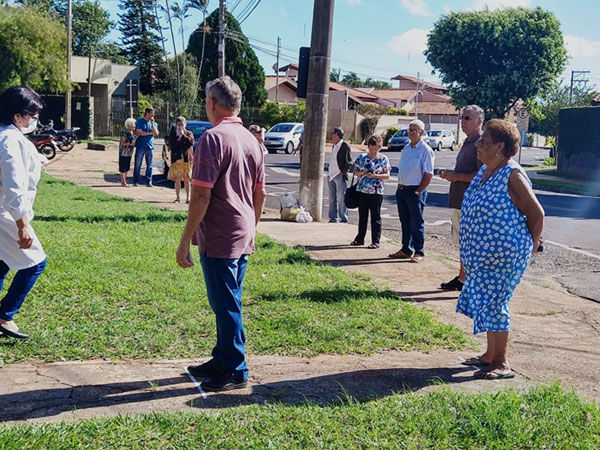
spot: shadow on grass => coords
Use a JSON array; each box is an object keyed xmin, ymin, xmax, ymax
[
  {"xmin": 0, "ymin": 367, "xmax": 476, "ymax": 421},
  {"xmin": 35, "ymin": 213, "xmax": 187, "ymax": 223},
  {"xmin": 260, "ymin": 287, "xmax": 401, "ymax": 304}
]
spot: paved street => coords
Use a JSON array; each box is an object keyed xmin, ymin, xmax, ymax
[{"xmin": 263, "ymin": 146, "xmax": 600, "ymax": 257}]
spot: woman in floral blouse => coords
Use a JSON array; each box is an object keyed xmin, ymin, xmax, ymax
[{"xmin": 350, "ymin": 135, "xmax": 391, "ymax": 249}]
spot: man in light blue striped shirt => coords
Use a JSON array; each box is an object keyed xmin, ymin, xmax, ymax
[{"xmin": 388, "ymin": 119, "xmax": 434, "ymax": 263}]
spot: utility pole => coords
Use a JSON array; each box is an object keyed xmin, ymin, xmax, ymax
[
  {"xmin": 65, "ymin": 0, "xmax": 73, "ymax": 128},
  {"xmin": 299, "ymin": 0, "xmax": 335, "ymax": 221},
  {"xmin": 415, "ymin": 72, "xmax": 420, "ymax": 118},
  {"xmin": 218, "ymin": 0, "xmax": 226, "ymax": 77},
  {"xmin": 569, "ymin": 70, "xmax": 590, "ymax": 103},
  {"xmin": 275, "ymin": 36, "xmax": 281, "ymax": 103}
]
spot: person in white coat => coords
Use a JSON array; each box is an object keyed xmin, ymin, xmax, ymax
[{"xmin": 0, "ymin": 86, "xmax": 47, "ymax": 339}]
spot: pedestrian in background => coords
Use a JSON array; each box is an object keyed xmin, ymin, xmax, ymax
[
  {"xmin": 327, "ymin": 127, "xmax": 352, "ymax": 223},
  {"xmin": 457, "ymin": 119, "xmax": 544, "ymax": 380},
  {"xmin": 119, "ymin": 118, "xmax": 136, "ymax": 187},
  {"xmin": 167, "ymin": 116, "xmax": 195, "ymax": 203},
  {"xmin": 176, "ymin": 76, "xmax": 266, "ymax": 392},
  {"xmin": 0, "ymin": 86, "xmax": 47, "ymax": 339},
  {"xmin": 350, "ymin": 135, "xmax": 390, "ymax": 249},
  {"xmin": 439, "ymin": 105, "xmax": 484, "ymax": 290},
  {"xmin": 249, "ymin": 124, "xmax": 268, "ymax": 155},
  {"xmin": 133, "ymin": 107, "xmax": 159, "ymax": 187},
  {"xmin": 388, "ymin": 119, "xmax": 434, "ymax": 263}
]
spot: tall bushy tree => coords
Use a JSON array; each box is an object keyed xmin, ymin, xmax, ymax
[
  {"xmin": 72, "ymin": 0, "xmax": 113, "ymax": 57},
  {"xmin": 187, "ymin": 9, "xmax": 266, "ymax": 107},
  {"xmin": 425, "ymin": 7, "xmax": 568, "ymax": 118},
  {"xmin": 0, "ymin": 5, "xmax": 67, "ymax": 92},
  {"xmin": 118, "ymin": 0, "xmax": 163, "ymax": 94}
]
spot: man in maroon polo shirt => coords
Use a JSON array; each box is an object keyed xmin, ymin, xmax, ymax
[
  {"xmin": 438, "ymin": 105, "xmax": 484, "ymax": 291},
  {"xmin": 176, "ymin": 76, "xmax": 266, "ymax": 392}
]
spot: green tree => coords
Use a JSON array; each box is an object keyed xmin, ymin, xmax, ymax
[
  {"xmin": 528, "ymin": 82, "xmax": 597, "ymax": 138},
  {"xmin": 72, "ymin": 0, "xmax": 113, "ymax": 56},
  {"xmin": 94, "ymin": 42, "xmax": 129, "ymax": 64},
  {"xmin": 0, "ymin": 5, "xmax": 67, "ymax": 92},
  {"xmin": 425, "ymin": 7, "xmax": 568, "ymax": 118},
  {"xmin": 154, "ymin": 53, "xmax": 200, "ymax": 117},
  {"xmin": 118, "ymin": 0, "xmax": 163, "ymax": 94},
  {"xmin": 186, "ymin": 0, "xmax": 209, "ymax": 111},
  {"xmin": 341, "ymin": 72, "xmax": 362, "ymax": 88},
  {"xmin": 187, "ymin": 9, "xmax": 266, "ymax": 107}
]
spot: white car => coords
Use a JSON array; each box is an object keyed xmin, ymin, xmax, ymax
[
  {"xmin": 428, "ymin": 129, "xmax": 456, "ymax": 151},
  {"xmin": 264, "ymin": 122, "xmax": 304, "ymax": 154}
]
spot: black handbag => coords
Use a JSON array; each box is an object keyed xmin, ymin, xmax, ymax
[{"xmin": 344, "ymin": 173, "xmax": 360, "ymax": 209}]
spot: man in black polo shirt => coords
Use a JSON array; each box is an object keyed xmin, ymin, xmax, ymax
[{"xmin": 438, "ymin": 105, "xmax": 484, "ymax": 291}]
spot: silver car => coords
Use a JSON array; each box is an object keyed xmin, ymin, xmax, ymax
[
  {"xmin": 427, "ymin": 129, "xmax": 456, "ymax": 151},
  {"xmin": 264, "ymin": 123, "xmax": 304, "ymax": 154}
]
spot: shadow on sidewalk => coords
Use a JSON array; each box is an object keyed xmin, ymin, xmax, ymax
[
  {"xmin": 0, "ymin": 367, "xmax": 477, "ymax": 422},
  {"xmin": 190, "ymin": 366, "xmax": 476, "ymax": 410}
]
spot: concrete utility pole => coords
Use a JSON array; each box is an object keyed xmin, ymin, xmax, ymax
[
  {"xmin": 569, "ymin": 70, "xmax": 590, "ymax": 103},
  {"xmin": 218, "ymin": 0, "xmax": 226, "ymax": 77},
  {"xmin": 299, "ymin": 0, "xmax": 335, "ymax": 221},
  {"xmin": 65, "ymin": 0, "xmax": 73, "ymax": 128},
  {"xmin": 275, "ymin": 36, "xmax": 281, "ymax": 103},
  {"xmin": 415, "ymin": 72, "xmax": 420, "ymax": 118}
]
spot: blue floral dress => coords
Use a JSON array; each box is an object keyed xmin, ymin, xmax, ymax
[{"xmin": 456, "ymin": 160, "xmax": 533, "ymax": 334}]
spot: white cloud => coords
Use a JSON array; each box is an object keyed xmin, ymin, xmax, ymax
[
  {"xmin": 400, "ymin": 0, "xmax": 431, "ymax": 16},
  {"xmin": 346, "ymin": 0, "xmax": 363, "ymax": 5},
  {"xmin": 386, "ymin": 29, "xmax": 429, "ymax": 56},
  {"xmin": 472, "ymin": 0, "xmax": 530, "ymax": 10},
  {"xmin": 564, "ymin": 35, "xmax": 600, "ymax": 58}
]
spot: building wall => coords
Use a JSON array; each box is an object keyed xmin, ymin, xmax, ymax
[{"xmin": 266, "ymin": 84, "xmax": 298, "ymax": 104}]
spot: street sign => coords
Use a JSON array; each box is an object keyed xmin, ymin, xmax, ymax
[
  {"xmin": 516, "ymin": 115, "xmax": 529, "ymax": 133},
  {"xmin": 517, "ymin": 108, "xmax": 529, "ymax": 119}
]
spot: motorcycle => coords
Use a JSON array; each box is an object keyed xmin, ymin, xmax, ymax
[
  {"xmin": 28, "ymin": 133, "xmax": 58, "ymax": 160},
  {"xmin": 37, "ymin": 120, "xmax": 80, "ymax": 152}
]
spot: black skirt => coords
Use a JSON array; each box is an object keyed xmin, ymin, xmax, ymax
[{"xmin": 119, "ymin": 155, "xmax": 132, "ymax": 173}]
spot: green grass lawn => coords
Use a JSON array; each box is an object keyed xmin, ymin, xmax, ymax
[
  {"xmin": 0, "ymin": 175, "xmax": 467, "ymax": 364},
  {"xmin": 0, "ymin": 384, "xmax": 598, "ymax": 449}
]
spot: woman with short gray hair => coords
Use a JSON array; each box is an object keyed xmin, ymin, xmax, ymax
[{"xmin": 119, "ymin": 118, "xmax": 136, "ymax": 186}]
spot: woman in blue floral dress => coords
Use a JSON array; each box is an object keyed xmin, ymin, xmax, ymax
[
  {"xmin": 350, "ymin": 135, "xmax": 390, "ymax": 249},
  {"xmin": 457, "ymin": 119, "xmax": 544, "ymax": 380}
]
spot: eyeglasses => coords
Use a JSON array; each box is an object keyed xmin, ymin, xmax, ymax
[
  {"xmin": 459, "ymin": 115, "xmax": 474, "ymax": 121},
  {"xmin": 408, "ymin": 129, "xmax": 421, "ymax": 134}
]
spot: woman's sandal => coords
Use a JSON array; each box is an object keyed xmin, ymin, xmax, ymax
[
  {"xmin": 474, "ymin": 369, "xmax": 515, "ymax": 380},
  {"xmin": 461, "ymin": 356, "xmax": 489, "ymax": 367},
  {"xmin": 368, "ymin": 243, "xmax": 380, "ymax": 249},
  {"xmin": 350, "ymin": 240, "xmax": 364, "ymax": 246}
]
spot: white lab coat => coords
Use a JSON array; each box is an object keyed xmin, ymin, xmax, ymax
[{"xmin": 0, "ymin": 124, "xmax": 46, "ymax": 270}]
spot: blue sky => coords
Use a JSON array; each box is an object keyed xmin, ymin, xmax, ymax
[{"xmin": 103, "ymin": 0, "xmax": 600, "ymax": 89}]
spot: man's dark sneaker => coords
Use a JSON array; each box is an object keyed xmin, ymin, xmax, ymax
[
  {"xmin": 440, "ymin": 276, "xmax": 464, "ymax": 291},
  {"xmin": 201, "ymin": 373, "xmax": 248, "ymax": 392},
  {"xmin": 187, "ymin": 358, "xmax": 227, "ymax": 378}
]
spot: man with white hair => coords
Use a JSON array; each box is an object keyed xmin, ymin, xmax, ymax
[
  {"xmin": 176, "ymin": 76, "xmax": 266, "ymax": 392},
  {"xmin": 388, "ymin": 119, "xmax": 434, "ymax": 263},
  {"xmin": 438, "ymin": 105, "xmax": 484, "ymax": 290}
]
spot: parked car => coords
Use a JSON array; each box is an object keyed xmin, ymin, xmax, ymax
[
  {"xmin": 427, "ymin": 129, "xmax": 456, "ymax": 151},
  {"xmin": 162, "ymin": 120, "xmax": 213, "ymax": 175},
  {"xmin": 264, "ymin": 122, "xmax": 304, "ymax": 154},
  {"xmin": 386, "ymin": 129, "xmax": 429, "ymax": 151}
]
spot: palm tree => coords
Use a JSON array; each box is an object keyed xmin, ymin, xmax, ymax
[
  {"xmin": 170, "ymin": 1, "xmax": 190, "ymax": 82},
  {"xmin": 341, "ymin": 72, "xmax": 362, "ymax": 88},
  {"xmin": 161, "ymin": 0, "xmax": 182, "ymax": 109},
  {"xmin": 186, "ymin": 0, "xmax": 209, "ymax": 115}
]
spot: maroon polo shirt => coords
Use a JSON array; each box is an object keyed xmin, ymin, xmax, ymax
[
  {"xmin": 191, "ymin": 116, "xmax": 265, "ymax": 259},
  {"xmin": 448, "ymin": 131, "xmax": 483, "ymax": 209}
]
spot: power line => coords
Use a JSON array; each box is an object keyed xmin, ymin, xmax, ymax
[{"xmin": 238, "ymin": 0, "xmax": 261, "ymax": 24}]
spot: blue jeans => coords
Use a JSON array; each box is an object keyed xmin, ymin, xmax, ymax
[
  {"xmin": 328, "ymin": 175, "xmax": 348, "ymax": 222},
  {"xmin": 395, "ymin": 187, "xmax": 428, "ymax": 256},
  {"xmin": 200, "ymin": 254, "xmax": 249, "ymax": 380},
  {"xmin": 0, "ymin": 259, "xmax": 47, "ymax": 321},
  {"xmin": 133, "ymin": 147, "xmax": 153, "ymax": 185}
]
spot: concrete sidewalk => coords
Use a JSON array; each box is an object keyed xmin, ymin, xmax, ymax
[{"xmin": 0, "ymin": 144, "xmax": 598, "ymax": 424}]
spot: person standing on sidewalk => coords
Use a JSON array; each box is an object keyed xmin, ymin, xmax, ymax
[
  {"xmin": 167, "ymin": 116, "xmax": 195, "ymax": 203},
  {"xmin": 133, "ymin": 108, "xmax": 159, "ymax": 187},
  {"xmin": 438, "ymin": 105, "xmax": 484, "ymax": 290},
  {"xmin": 350, "ymin": 135, "xmax": 390, "ymax": 249},
  {"xmin": 176, "ymin": 76, "xmax": 266, "ymax": 392},
  {"xmin": 327, "ymin": 127, "xmax": 353, "ymax": 223},
  {"xmin": 118, "ymin": 118, "xmax": 136, "ymax": 187},
  {"xmin": 0, "ymin": 86, "xmax": 47, "ymax": 339},
  {"xmin": 388, "ymin": 119, "xmax": 434, "ymax": 263}
]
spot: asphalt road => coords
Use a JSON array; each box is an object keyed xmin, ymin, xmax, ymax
[{"xmin": 263, "ymin": 146, "xmax": 600, "ymax": 259}]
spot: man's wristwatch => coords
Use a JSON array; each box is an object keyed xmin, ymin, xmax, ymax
[{"xmin": 415, "ymin": 190, "xmax": 422, "ymax": 196}]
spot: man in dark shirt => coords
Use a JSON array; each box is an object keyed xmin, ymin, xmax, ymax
[{"xmin": 438, "ymin": 105, "xmax": 484, "ymax": 290}]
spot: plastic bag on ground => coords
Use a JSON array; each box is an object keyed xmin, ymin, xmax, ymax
[{"xmin": 295, "ymin": 207, "xmax": 313, "ymax": 223}]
